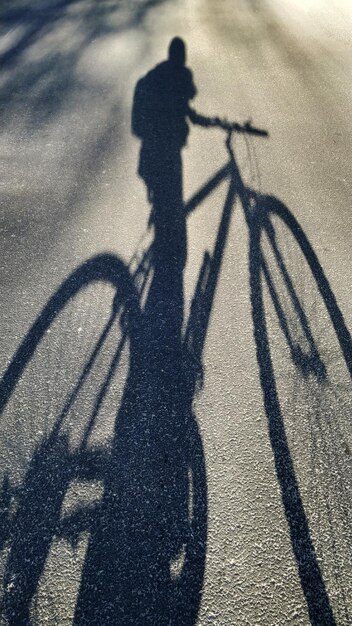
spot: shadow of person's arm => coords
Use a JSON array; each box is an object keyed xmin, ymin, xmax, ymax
[{"xmin": 187, "ymin": 107, "xmax": 221, "ymax": 128}]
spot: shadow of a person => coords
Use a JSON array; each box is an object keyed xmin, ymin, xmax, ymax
[
  {"xmin": 132, "ymin": 37, "xmax": 197, "ymax": 356},
  {"xmin": 132, "ymin": 36, "xmax": 196, "ymax": 206},
  {"xmin": 72, "ymin": 39, "xmax": 206, "ymax": 626}
]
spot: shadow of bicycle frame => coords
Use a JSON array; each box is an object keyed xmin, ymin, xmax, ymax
[{"xmin": 1, "ymin": 136, "xmax": 351, "ymax": 625}]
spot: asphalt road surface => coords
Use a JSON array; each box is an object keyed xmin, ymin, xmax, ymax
[{"xmin": 0, "ymin": 1, "xmax": 351, "ymax": 624}]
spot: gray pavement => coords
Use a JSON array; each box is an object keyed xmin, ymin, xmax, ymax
[{"xmin": 0, "ymin": 1, "xmax": 351, "ymax": 624}]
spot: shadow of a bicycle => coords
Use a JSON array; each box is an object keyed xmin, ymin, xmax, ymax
[{"xmin": 1, "ymin": 127, "xmax": 351, "ymax": 625}]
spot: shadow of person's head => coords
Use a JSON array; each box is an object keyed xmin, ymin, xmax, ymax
[{"xmin": 168, "ymin": 36, "xmax": 186, "ymax": 66}]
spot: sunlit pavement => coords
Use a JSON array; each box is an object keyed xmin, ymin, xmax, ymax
[{"xmin": 0, "ymin": 1, "xmax": 351, "ymax": 624}]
